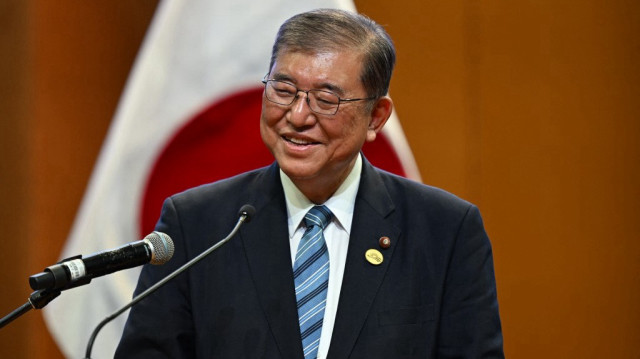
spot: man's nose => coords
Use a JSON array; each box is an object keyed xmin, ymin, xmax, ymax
[{"xmin": 288, "ymin": 91, "xmax": 315, "ymax": 125}]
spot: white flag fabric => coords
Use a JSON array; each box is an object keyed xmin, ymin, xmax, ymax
[{"xmin": 43, "ymin": 1, "xmax": 420, "ymax": 358}]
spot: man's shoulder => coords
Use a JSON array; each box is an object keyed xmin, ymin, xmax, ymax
[{"xmin": 372, "ymin": 166, "xmax": 473, "ymax": 209}]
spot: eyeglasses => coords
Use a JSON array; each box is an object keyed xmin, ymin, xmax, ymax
[{"xmin": 261, "ymin": 78, "xmax": 376, "ymax": 115}]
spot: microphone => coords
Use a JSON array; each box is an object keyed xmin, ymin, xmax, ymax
[
  {"xmin": 238, "ymin": 204, "xmax": 256, "ymax": 223},
  {"xmin": 29, "ymin": 232, "xmax": 175, "ymax": 291},
  {"xmin": 84, "ymin": 204, "xmax": 256, "ymax": 358}
]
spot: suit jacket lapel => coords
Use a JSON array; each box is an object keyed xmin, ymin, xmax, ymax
[
  {"xmin": 240, "ymin": 163, "xmax": 304, "ymax": 359},
  {"xmin": 327, "ymin": 159, "xmax": 402, "ymax": 358}
]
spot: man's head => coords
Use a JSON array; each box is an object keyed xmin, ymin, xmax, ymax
[
  {"xmin": 260, "ymin": 9, "xmax": 396, "ymax": 203},
  {"xmin": 268, "ymin": 9, "xmax": 396, "ymax": 99}
]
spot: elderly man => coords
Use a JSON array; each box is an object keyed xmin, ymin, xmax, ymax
[{"xmin": 116, "ymin": 8, "xmax": 503, "ymax": 359}]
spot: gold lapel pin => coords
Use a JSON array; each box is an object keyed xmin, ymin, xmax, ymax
[{"xmin": 365, "ymin": 249, "xmax": 384, "ymax": 265}]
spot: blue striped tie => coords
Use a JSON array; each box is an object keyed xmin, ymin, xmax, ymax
[{"xmin": 293, "ymin": 205, "xmax": 332, "ymax": 359}]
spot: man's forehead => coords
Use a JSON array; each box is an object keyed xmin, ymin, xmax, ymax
[{"xmin": 274, "ymin": 46, "xmax": 363, "ymax": 62}]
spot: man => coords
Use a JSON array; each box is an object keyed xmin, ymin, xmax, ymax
[{"xmin": 116, "ymin": 8, "xmax": 503, "ymax": 358}]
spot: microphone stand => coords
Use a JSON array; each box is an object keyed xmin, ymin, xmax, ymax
[
  {"xmin": 0, "ymin": 289, "xmax": 61, "ymax": 329},
  {"xmin": 84, "ymin": 209, "xmax": 252, "ymax": 359}
]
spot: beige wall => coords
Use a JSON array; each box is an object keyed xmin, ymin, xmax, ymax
[{"xmin": 1, "ymin": 1, "xmax": 638, "ymax": 358}]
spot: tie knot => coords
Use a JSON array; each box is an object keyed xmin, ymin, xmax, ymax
[{"xmin": 303, "ymin": 205, "xmax": 332, "ymax": 230}]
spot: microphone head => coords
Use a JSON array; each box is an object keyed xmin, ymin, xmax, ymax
[
  {"xmin": 145, "ymin": 232, "xmax": 175, "ymax": 265},
  {"xmin": 238, "ymin": 204, "xmax": 256, "ymax": 223}
]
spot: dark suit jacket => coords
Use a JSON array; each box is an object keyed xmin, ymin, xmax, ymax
[{"xmin": 115, "ymin": 159, "xmax": 503, "ymax": 358}]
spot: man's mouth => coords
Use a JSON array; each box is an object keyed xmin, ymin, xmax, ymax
[{"xmin": 283, "ymin": 136, "xmax": 318, "ymax": 145}]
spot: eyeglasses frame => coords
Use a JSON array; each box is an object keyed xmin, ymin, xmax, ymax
[{"xmin": 261, "ymin": 77, "xmax": 377, "ymax": 115}]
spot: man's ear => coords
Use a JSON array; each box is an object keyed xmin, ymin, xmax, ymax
[{"xmin": 366, "ymin": 96, "xmax": 393, "ymax": 142}]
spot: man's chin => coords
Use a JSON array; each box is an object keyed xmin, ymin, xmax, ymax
[
  {"xmin": 278, "ymin": 159, "xmax": 322, "ymax": 180},
  {"xmin": 281, "ymin": 168, "xmax": 318, "ymax": 181}
]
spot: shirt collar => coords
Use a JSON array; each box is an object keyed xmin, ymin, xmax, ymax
[{"xmin": 280, "ymin": 154, "xmax": 362, "ymax": 237}]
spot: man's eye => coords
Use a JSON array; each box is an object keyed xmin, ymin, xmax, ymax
[
  {"xmin": 275, "ymin": 89, "xmax": 295, "ymax": 96},
  {"xmin": 317, "ymin": 98, "xmax": 336, "ymax": 105},
  {"xmin": 315, "ymin": 94, "xmax": 338, "ymax": 105}
]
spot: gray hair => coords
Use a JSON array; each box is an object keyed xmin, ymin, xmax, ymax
[{"xmin": 268, "ymin": 9, "xmax": 396, "ymax": 98}]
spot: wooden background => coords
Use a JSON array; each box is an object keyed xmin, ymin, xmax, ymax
[{"xmin": 1, "ymin": 1, "xmax": 638, "ymax": 358}]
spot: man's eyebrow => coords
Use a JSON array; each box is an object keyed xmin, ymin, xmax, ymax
[{"xmin": 270, "ymin": 73, "xmax": 294, "ymax": 83}]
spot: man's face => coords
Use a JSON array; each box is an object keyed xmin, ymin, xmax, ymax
[{"xmin": 260, "ymin": 49, "xmax": 381, "ymax": 193}]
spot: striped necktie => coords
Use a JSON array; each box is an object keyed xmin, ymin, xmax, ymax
[{"xmin": 293, "ymin": 205, "xmax": 332, "ymax": 359}]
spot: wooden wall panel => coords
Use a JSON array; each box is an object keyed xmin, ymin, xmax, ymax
[
  {"xmin": 0, "ymin": 1, "xmax": 32, "ymax": 358},
  {"xmin": 473, "ymin": 1, "xmax": 640, "ymax": 356}
]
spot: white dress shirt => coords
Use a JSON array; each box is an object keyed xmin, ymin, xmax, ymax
[{"xmin": 280, "ymin": 154, "xmax": 362, "ymax": 359}]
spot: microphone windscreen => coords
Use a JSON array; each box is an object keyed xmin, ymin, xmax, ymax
[
  {"xmin": 145, "ymin": 232, "xmax": 175, "ymax": 265},
  {"xmin": 238, "ymin": 204, "xmax": 256, "ymax": 223}
]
